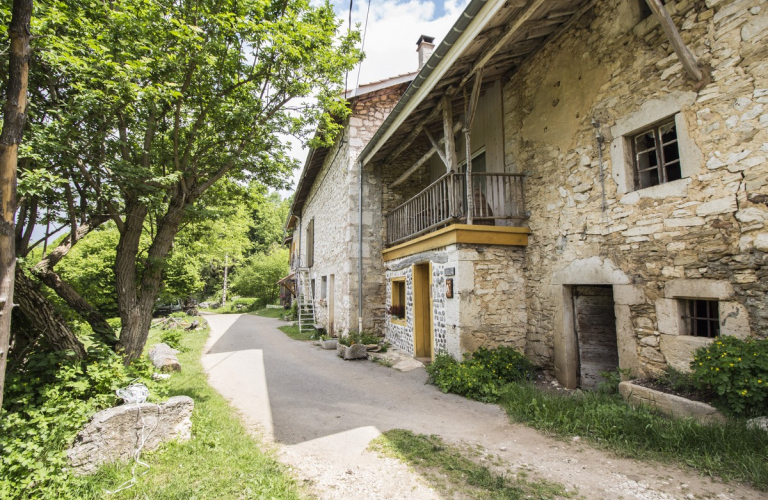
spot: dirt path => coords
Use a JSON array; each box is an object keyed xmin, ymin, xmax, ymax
[{"xmin": 201, "ymin": 314, "xmax": 763, "ymax": 500}]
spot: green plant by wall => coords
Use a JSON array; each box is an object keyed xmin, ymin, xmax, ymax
[
  {"xmin": 691, "ymin": 336, "xmax": 768, "ymax": 417},
  {"xmin": 426, "ymin": 347, "xmax": 533, "ymax": 403},
  {"xmin": 0, "ymin": 345, "xmax": 162, "ymax": 499},
  {"xmin": 338, "ymin": 331, "xmax": 381, "ymax": 346}
]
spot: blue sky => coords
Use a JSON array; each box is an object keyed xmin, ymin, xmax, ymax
[{"xmin": 282, "ymin": 0, "xmax": 469, "ymax": 189}]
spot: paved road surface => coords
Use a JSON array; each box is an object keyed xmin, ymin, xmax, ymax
[{"xmin": 201, "ymin": 314, "xmax": 763, "ymax": 500}]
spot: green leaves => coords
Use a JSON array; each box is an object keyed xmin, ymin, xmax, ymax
[{"xmin": 691, "ymin": 336, "xmax": 768, "ymax": 417}]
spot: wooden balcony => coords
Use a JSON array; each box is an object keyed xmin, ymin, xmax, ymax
[{"xmin": 385, "ymin": 172, "xmax": 528, "ymax": 246}]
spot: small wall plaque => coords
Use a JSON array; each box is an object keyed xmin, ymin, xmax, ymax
[
  {"xmin": 445, "ymin": 267, "xmax": 456, "ymax": 276},
  {"xmin": 445, "ymin": 278, "xmax": 454, "ymax": 298}
]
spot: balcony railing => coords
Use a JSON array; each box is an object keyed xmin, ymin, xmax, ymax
[{"xmin": 385, "ymin": 172, "xmax": 527, "ymax": 246}]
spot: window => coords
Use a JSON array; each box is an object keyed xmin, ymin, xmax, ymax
[
  {"xmin": 320, "ymin": 276, "xmax": 327, "ymax": 299},
  {"xmin": 305, "ymin": 219, "xmax": 314, "ymax": 267},
  {"xmin": 632, "ymin": 120, "xmax": 681, "ymax": 190},
  {"xmin": 389, "ymin": 278, "xmax": 406, "ymax": 322},
  {"xmin": 683, "ymin": 300, "xmax": 720, "ymax": 338}
]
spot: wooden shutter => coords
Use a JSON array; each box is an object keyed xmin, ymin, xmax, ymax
[{"xmin": 306, "ymin": 219, "xmax": 314, "ymax": 267}]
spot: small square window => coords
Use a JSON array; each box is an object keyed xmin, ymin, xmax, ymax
[
  {"xmin": 632, "ymin": 120, "xmax": 681, "ymax": 190},
  {"xmin": 389, "ymin": 279, "xmax": 406, "ymax": 320},
  {"xmin": 683, "ymin": 299, "xmax": 720, "ymax": 338}
]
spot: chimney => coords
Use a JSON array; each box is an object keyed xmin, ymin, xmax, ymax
[{"xmin": 416, "ymin": 35, "xmax": 435, "ymax": 69}]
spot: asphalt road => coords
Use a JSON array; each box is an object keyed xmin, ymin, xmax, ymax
[{"xmin": 203, "ymin": 313, "xmax": 508, "ymax": 445}]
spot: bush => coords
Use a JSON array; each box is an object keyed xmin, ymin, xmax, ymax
[
  {"xmin": 231, "ymin": 297, "xmax": 264, "ymax": 311},
  {"xmin": 0, "ymin": 346, "xmax": 162, "ymax": 499},
  {"xmin": 691, "ymin": 336, "xmax": 768, "ymax": 417},
  {"xmin": 339, "ymin": 331, "xmax": 381, "ymax": 346},
  {"xmin": 161, "ymin": 328, "xmax": 184, "ymax": 351},
  {"xmin": 426, "ymin": 347, "xmax": 533, "ymax": 403}
]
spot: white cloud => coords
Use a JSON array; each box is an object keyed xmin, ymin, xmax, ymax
[{"xmin": 280, "ymin": 0, "xmax": 468, "ymax": 196}]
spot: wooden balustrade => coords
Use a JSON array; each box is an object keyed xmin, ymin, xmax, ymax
[{"xmin": 385, "ymin": 172, "xmax": 527, "ymax": 245}]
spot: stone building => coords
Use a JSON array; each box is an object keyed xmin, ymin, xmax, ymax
[
  {"xmin": 285, "ymin": 68, "xmax": 419, "ymax": 334},
  {"xmin": 290, "ymin": 0, "xmax": 768, "ymax": 388}
]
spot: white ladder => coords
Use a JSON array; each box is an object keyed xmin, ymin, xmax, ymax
[{"xmin": 297, "ymin": 268, "xmax": 315, "ymax": 332}]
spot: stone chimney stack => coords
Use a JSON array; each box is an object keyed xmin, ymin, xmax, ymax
[{"xmin": 416, "ymin": 35, "xmax": 435, "ymax": 69}]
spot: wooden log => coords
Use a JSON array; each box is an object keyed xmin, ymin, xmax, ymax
[
  {"xmin": 644, "ymin": 0, "xmax": 703, "ymax": 82},
  {"xmin": 389, "ymin": 121, "xmax": 463, "ymax": 188},
  {"xmin": 461, "ymin": 0, "xmax": 547, "ymax": 88}
]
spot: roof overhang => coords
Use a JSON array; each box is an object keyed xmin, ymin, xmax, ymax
[{"xmin": 358, "ymin": 0, "xmax": 596, "ymax": 168}]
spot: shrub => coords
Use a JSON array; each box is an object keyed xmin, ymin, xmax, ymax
[
  {"xmin": 287, "ymin": 301, "xmax": 298, "ymax": 321},
  {"xmin": 161, "ymin": 328, "xmax": 184, "ymax": 351},
  {"xmin": 691, "ymin": 336, "xmax": 768, "ymax": 417},
  {"xmin": 0, "ymin": 345, "xmax": 162, "ymax": 499},
  {"xmin": 339, "ymin": 331, "xmax": 381, "ymax": 346},
  {"xmin": 231, "ymin": 297, "xmax": 264, "ymax": 311},
  {"xmin": 426, "ymin": 347, "xmax": 533, "ymax": 403}
]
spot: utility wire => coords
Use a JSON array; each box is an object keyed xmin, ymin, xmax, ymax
[
  {"xmin": 355, "ymin": 0, "xmax": 373, "ymax": 92},
  {"xmin": 344, "ymin": 0, "xmax": 354, "ymax": 98}
]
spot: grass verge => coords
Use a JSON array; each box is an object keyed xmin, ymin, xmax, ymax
[
  {"xmin": 501, "ymin": 383, "xmax": 768, "ymax": 490},
  {"xmin": 278, "ymin": 324, "xmax": 317, "ymax": 341},
  {"xmin": 370, "ymin": 429, "xmax": 574, "ymax": 499},
  {"xmin": 255, "ymin": 307, "xmax": 287, "ymax": 318},
  {"xmin": 71, "ymin": 319, "xmax": 302, "ymax": 499}
]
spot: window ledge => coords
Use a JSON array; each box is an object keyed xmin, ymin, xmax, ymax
[
  {"xmin": 619, "ymin": 178, "xmax": 691, "ymax": 205},
  {"xmin": 390, "ymin": 318, "xmax": 407, "ymax": 327}
]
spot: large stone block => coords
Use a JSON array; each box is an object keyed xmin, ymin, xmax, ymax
[
  {"xmin": 619, "ymin": 381, "xmax": 725, "ymax": 424},
  {"xmin": 68, "ymin": 396, "xmax": 194, "ymax": 475},
  {"xmin": 659, "ymin": 334, "xmax": 713, "ymax": 373},
  {"xmin": 719, "ymin": 301, "xmax": 751, "ymax": 338},
  {"xmin": 664, "ymin": 279, "xmax": 735, "ymax": 300}
]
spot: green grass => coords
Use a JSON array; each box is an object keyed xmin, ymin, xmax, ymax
[
  {"xmin": 278, "ymin": 324, "xmax": 317, "ymax": 341},
  {"xmin": 71, "ymin": 319, "xmax": 303, "ymax": 499},
  {"xmin": 501, "ymin": 383, "xmax": 768, "ymax": 491},
  {"xmin": 370, "ymin": 430, "xmax": 574, "ymax": 499},
  {"xmin": 255, "ymin": 306, "xmax": 287, "ymax": 318}
]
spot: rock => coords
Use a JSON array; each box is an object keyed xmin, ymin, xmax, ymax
[
  {"xmin": 320, "ymin": 338, "xmax": 338, "ymax": 350},
  {"xmin": 68, "ymin": 396, "xmax": 194, "ymax": 475},
  {"xmin": 149, "ymin": 343, "xmax": 181, "ymax": 372},
  {"xmin": 185, "ymin": 320, "xmax": 200, "ymax": 331},
  {"xmin": 747, "ymin": 417, "xmax": 768, "ymax": 432},
  {"xmin": 337, "ymin": 343, "xmax": 368, "ymax": 360}
]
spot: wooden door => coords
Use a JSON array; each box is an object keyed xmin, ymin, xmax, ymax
[
  {"xmin": 572, "ymin": 285, "xmax": 619, "ymax": 389},
  {"xmin": 413, "ymin": 264, "xmax": 433, "ymax": 361}
]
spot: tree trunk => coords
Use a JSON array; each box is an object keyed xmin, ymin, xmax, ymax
[
  {"xmin": 30, "ymin": 216, "xmax": 116, "ymax": 345},
  {"xmin": 34, "ymin": 271, "xmax": 117, "ymax": 346},
  {"xmin": 222, "ymin": 253, "xmax": 228, "ymax": 304},
  {"xmin": 0, "ymin": 0, "xmax": 32, "ymax": 408},
  {"xmin": 14, "ymin": 268, "xmax": 86, "ymax": 358},
  {"xmin": 116, "ymin": 195, "xmax": 186, "ymax": 362}
]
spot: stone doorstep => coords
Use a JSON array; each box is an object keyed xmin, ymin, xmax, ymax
[
  {"xmin": 618, "ymin": 381, "xmax": 726, "ymax": 424},
  {"xmin": 368, "ymin": 349, "xmax": 425, "ymax": 372}
]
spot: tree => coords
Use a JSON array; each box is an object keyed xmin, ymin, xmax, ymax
[
  {"xmin": 0, "ymin": 0, "xmax": 32, "ymax": 407},
  {"xmin": 19, "ymin": 0, "xmax": 359, "ymax": 361},
  {"xmin": 249, "ymin": 190, "xmax": 292, "ymax": 254},
  {"xmin": 231, "ymin": 246, "xmax": 289, "ymax": 304}
]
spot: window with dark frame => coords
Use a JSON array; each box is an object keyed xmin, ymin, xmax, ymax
[
  {"xmin": 632, "ymin": 119, "xmax": 681, "ymax": 190},
  {"xmin": 683, "ymin": 299, "xmax": 720, "ymax": 338}
]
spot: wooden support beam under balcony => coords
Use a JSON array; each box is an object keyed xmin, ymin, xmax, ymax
[{"xmin": 382, "ymin": 224, "xmax": 531, "ymax": 262}]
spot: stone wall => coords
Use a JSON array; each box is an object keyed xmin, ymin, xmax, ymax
[
  {"xmin": 501, "ymin": 0, "xmax": 768, "ymax": 376},
  {"xmin": 383, "ymin": 243, "xmax": 527, "ymax": 360},
  {"xmin": 297, "ymin": 85, "xmax": 407, "ymax": 335}
]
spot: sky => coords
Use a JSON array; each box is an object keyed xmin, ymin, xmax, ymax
[{"xmin": 281, "ymin": 0, "xmax": 469, "ymax": 192}]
